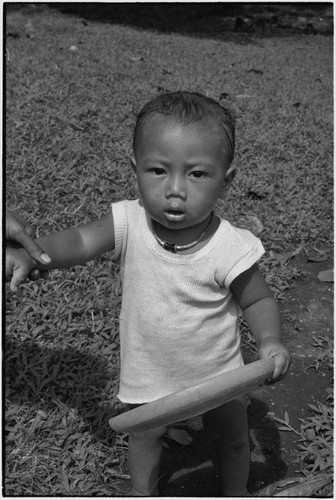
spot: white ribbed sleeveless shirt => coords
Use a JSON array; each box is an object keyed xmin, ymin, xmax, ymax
[{"xmin": 112, "ymin": 200, "xmax": 264, "ymax": 403}]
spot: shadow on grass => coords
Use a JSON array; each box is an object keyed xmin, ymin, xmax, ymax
[
  {"xmin": 5, "ymin": 337, "xmax": 287, "ymax": 494},
  {"xmin": 5, "ymin": 2, "xmax": 333, "ymax": 42},
  {"xmin": 5, "ymin": 336, "xmax": 120, "ymax": 445}
]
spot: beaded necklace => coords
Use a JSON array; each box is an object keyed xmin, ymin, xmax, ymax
[{"xmin": 152, "ymin": 212, "xmax": 214, "ymax": 253}]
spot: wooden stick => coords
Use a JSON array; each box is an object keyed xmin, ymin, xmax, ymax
[{"xmin": 109, "ymin": 358, "xmax": 275, "ymax": 433}]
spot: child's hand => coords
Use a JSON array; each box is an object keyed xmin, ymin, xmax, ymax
[
  {"xmin": 6, "ymin": 245, "xmax": 36, "ymax": 292},
  {"xmin": 258, "ymin": 337, "xmax": 291, "ymax": 383}
]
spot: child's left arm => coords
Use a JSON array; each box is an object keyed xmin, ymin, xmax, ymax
[{"xmin": 230, "ymin": 263, "xmax": 291, "ymax": 382}]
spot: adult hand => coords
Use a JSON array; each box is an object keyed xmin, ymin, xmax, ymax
[
  {"xmin": 6, "ymin": 209, "xmax": 51, "ymax": 265},
  {"xmin": 6, "ymin": 209, "xmax": 51, "ymax": 281}
]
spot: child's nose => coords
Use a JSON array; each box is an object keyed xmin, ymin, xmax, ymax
[{"xmin": 165, "ymin": 175, "xmax": 187, "ymax": 199}]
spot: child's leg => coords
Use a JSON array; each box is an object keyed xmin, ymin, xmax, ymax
[
  {"xmin": 127, "ymin": 425, "xmax": 167, "ymax": 496},
  {"xmin": 203, "ymin": 397, "xmax": 250, "ymax": 496}
]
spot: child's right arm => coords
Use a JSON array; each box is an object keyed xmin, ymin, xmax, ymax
[{"xmin": 6, "ymin": 210, "xmax": 115, "ymax": 292}]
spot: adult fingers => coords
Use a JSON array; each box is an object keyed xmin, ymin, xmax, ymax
[
  {"xmin": 16, "ymin": 214, "xmax": 35, "ymax": 237},
  {"xmin": 6, "ymin": 210, "xmax": 51, "ymax": 265},
  {"xmin": 6, "ymin": 210, "xmax": 34, "ymax": 238},
  {"xmin": 11, "ymin": 231, "xmax": 51, "ymax": 266}
]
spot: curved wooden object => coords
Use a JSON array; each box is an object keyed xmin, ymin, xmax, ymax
[{"xmin": 109, "ymin": 358, "xmax": 275, "ymax": 433}]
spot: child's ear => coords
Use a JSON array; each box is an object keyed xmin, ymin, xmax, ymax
[
  {"xmin": 130, "ymin": 156, "xmax": 143, "ymax": 205},
  {"xmin": 219, "ymin": 164, "xmax": 236, "ymax": 199},
  {"xmin": 130, "ymin": 156, "xmax": 137, "ymax": 173}
]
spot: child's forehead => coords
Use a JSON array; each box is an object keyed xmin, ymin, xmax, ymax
[
  {"xmin": 135, "ymin": 116, "xmax": 232, "ymax": 164},
  {"xmin": 140, "ymin": 114, "xmax": 222, "ymax": 139},
  {"xmin": 134, "ymin": 115, "xmax": 233, "ymax": 165}
]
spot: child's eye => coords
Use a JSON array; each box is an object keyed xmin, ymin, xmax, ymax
[
  {"xmin": 150, "ymin": 168, "xmax": 166, "ymax": 175},
  {"xmin": 190, "ymin": 171, "xmax": 207, "ymax": 179}
]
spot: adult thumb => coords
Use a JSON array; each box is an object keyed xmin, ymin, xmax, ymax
[{"xmin": 14, "ymin": 233, "xmax": 51, "ymax": 266}]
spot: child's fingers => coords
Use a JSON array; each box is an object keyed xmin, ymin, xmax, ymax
[
  {"xmin": 270, "ymin": 352, "xmax": 291, "ymax": 382},
  {"xmin": 10, "ymin": 265, "xmax": 31, "ymax": 292},
  {"xmin": 258, "ymin": 340, "xmax": 291, "ymax": 384},
  {"xmin": 28, "ymin": 269, "xmax": 49, "ymax": 281},
  {"xmin": 28, "ymin": 268, "xmax": 41, "ymax": 281}
]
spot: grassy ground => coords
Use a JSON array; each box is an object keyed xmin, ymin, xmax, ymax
[{"xmin": 5, "ymin": 4, "xmax": 333, "ymax": 496}]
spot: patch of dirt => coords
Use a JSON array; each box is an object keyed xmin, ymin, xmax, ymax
[{"xmin": 157, "ymin": 253, "xmax": 333, "ymax": 496}]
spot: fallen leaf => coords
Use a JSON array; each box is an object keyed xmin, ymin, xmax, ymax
[
  {"xmin": 307, "ymin": 251, "xmax": 329, "ymax": 262},
  {"xmin": 267, "ymin": 247, "xmax": 303, "ymax": 266},
  {"xmin": 247, "ymin": 68, "xmax": 263, "ymax": 74},
  {"xmin": 247, "ymin": 189, "xmax": 268, "ymax": 200},
  {"xmin": 257, "ymin": 474, "xmax": 332, "ymax": 497},
  {"xmin": 166, "ymin": 427, "xmax": 193, "ymax": 445},
  {"xmin": 170, "ymin": 460, "xmax": 213, "ymax": 481},
  {"xmin": 6, "ymin": 32, "xmax": 20, "ymax": 38},
  {"xmin": 273, "ymin": 474, "xmax": 332, "ymax": 496},
  {"xmin": 157, "ymin": 86, "xmax": 170, "ymax": 93},
  {"xmin": 184, "ymin": 416, "xmax": 204, "ymax": 431},
  {"xmin": 317, "ymin": 269, "xmax": 334, "ymax": 282},
  {"xmin": 105, "ymin": 469, "xmax": 130, "ymax": 479},
  {"xmin": 237, "ymin": 213, "xmax": 264, "ymax": 236}
]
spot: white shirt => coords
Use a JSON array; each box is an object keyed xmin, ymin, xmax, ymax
[{"xmin": 112, "ymin": 200, "xmax": 264, "ymax": 403}]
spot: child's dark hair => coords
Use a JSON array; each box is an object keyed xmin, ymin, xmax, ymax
[{"xmin": 133, "ymin": 91, "xmax": 236, "ymax": 163}]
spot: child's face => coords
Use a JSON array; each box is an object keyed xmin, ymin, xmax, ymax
[{"xmin": 132, "ymin": 117, "xmax": 235, "ymax": 231}]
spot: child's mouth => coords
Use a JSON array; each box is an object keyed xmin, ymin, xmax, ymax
[
  {"xmin": 165, "ymin": 209, "xmax": 185, "ymax": 221},
  {"xmin": 167, "ymin": 209, "xmax": 183, "ymax": 215}
]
